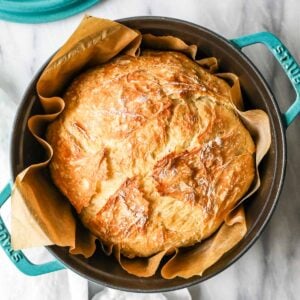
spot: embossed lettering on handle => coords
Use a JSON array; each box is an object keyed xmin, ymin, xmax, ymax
[
  {"xmin": 0, "ymin": 219, "xmax": 24, "ymax": 263},
  {"xmin": 231, "ymin": 32, "xmax": 300, "ymax": 127},
  {"xmin": 274, "ymin": 45, "xmax": 300, "ymax": 85}
]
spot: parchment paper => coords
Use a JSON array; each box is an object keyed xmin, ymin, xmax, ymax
[{"xmin": 11, "ymin": 16, "xmax": 271, "ymax": 279}]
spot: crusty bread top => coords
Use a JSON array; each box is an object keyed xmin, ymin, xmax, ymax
[{"xmin": 46, "ymin": 51, "xmax": 255, "ymax": 258}]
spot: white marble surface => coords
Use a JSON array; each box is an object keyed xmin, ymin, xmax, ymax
[{"xmin": 0, "ymin": 0, "xmax": 299, "ymax": 299}]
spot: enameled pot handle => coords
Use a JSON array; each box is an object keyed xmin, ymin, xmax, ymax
[
  {"xmin": 231, "ymin": 32, "xmax": 300, "ymax": 127},
  {"xmin": 0, "ymin": 183, "xmax": 65, "ymax": 276}
]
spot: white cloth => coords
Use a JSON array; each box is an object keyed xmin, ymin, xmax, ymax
[
  {"xmin": 0, "ymin": 254, "xmax": 88, "ymax": 300},
  {"xmin": 92, "ymin": 288, "xmax": 191, "ymax": 300}
]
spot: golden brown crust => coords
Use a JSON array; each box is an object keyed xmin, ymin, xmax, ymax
[{"xmin": 46, "ymin": 50, "xmax": 255, "ymax": 257}]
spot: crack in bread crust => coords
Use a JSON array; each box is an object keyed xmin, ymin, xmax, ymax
[{"xmin": 46, "ymin": 50, "xmax": 255, "ymax": 258}]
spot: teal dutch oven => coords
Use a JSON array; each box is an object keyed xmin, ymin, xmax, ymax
[{"xmin": 0, "ymin": 17, "xmax": 299, "ymax": 292}]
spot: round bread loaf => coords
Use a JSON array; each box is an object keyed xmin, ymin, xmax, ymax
[{"xmin": 46, "ymin": 51, "xmax": 255, "ymax": 258}]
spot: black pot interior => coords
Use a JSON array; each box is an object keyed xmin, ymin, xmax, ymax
[{"xmin": 10, "ymin": 17, "xmax": 286, "ymax": 292}]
